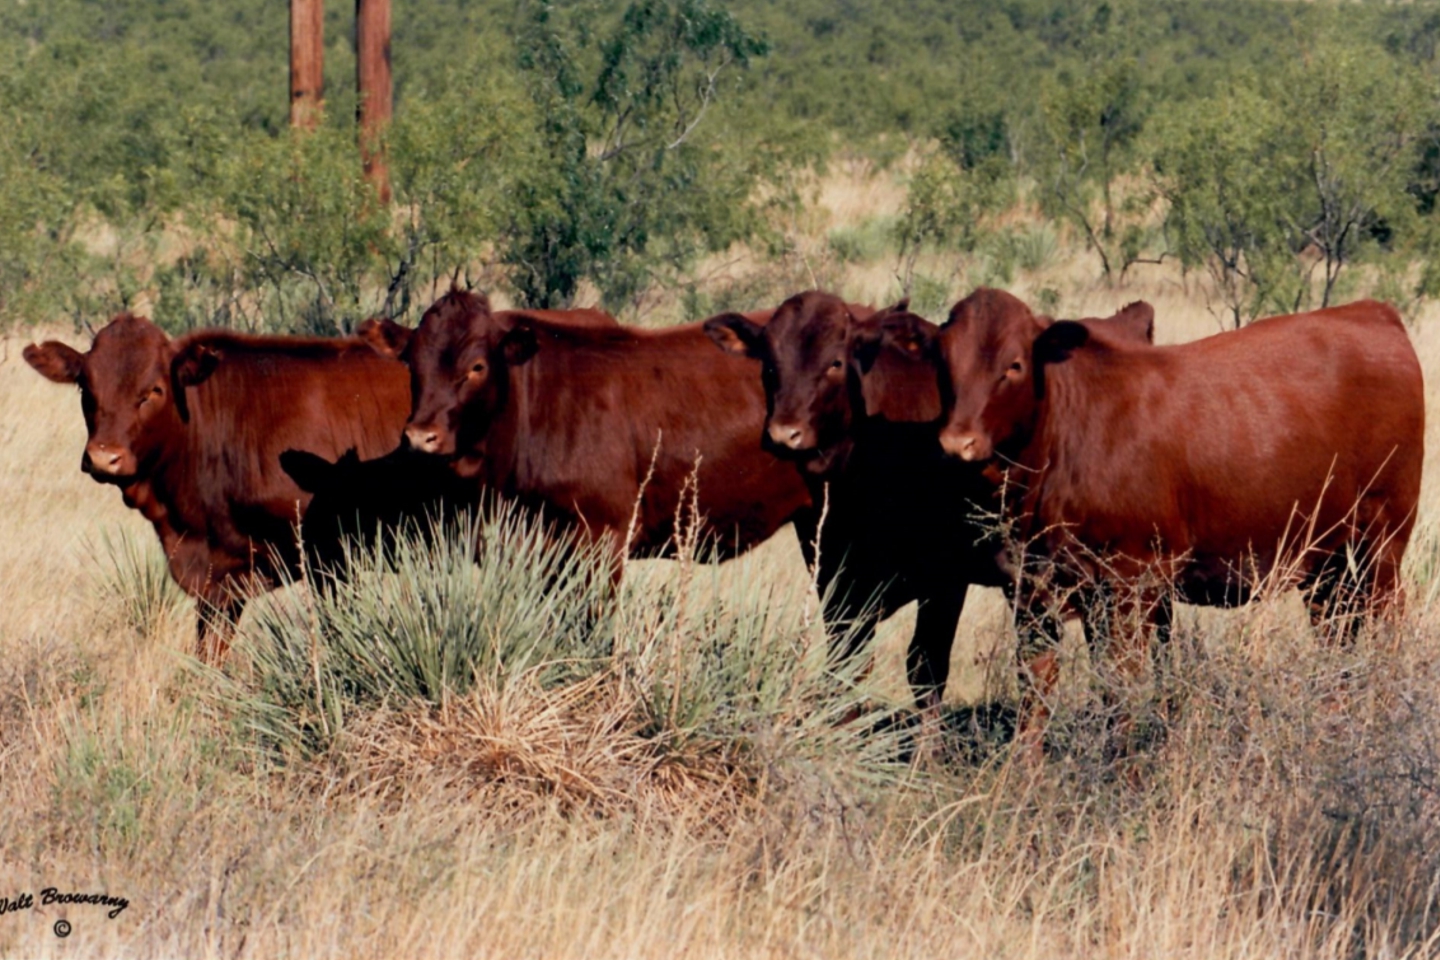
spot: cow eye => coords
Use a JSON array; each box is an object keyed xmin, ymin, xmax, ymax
[
  {"xmin": 1009, "ymin": 360, "xmax": 1023, "ymax": 373},
  {"xmin": 470, "ymin": 361, "xmax": 485, "ymax": 375},
  {"xmin": 830, "ymin": 358, "xmax": 844, "ymax": 370}
]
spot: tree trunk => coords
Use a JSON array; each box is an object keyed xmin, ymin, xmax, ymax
[
  {"xmin": 289, "ymin": 0, "xmax": 325, "ymax": 130},
  {"xmin": 357, "ymin": 0, "xmax": 393, "ymax": 203}
]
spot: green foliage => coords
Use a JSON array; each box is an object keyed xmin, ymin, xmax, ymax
[
  {"xmin": 86, "ymin": 526, "xmax": 187, "ymax": 638},
  {"xmin": 6, "ymin": 0, "xmax": 1440, "ymax": 328},
  {"xmin": 502, "ymin": 0, "xmax": 769, "ymax": 310},
  {"xmin": 828, "ymin": 217, "xmax": 898, "ymax": 265},
  {"xmin": 211, "ymin": 125, "xmax": 392, "ymax": 334},
  {"xmin": 1039, "ymin": 55, "xmax": 1154, "ymax": 280},
  {"xmin": 51, "ymin": 704, "xmax": 217, "ymax": 860},
  {"xmin": 1157, "ymin": 35, "xmax": 1434, "ymax": 324},
  {"xmin": 1272, "ymin": 40, "xmax": 1430, "ymax": 308},
  {"xmin": 1154, "ymin": 85, "xmax": 1300, "ymax": 325},
  {"xmin": 237, "ymin": 504, "xmax": 616, "ymax": 751},
  {"xmin": 618, "ymin": 567, "xmax": 889, "ymax": 763},
  {"xmin": 225, "ymin": 500, "xmax": 899, "ymax": 782},
  {"xmin": 893, "ymin": 151, "xmax": 1011, "ymax": 295}
]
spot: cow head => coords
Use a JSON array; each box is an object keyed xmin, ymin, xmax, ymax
[
  {"xmin": 932, "ymin": 290, "xmax": 1155, "ymax": 463},
  {"xmin": 24, "ymin": 314, "xmax": 220, "ymax": 483},
  {"xmin": 361, "ymin": 289, "xmax": 535, "ymax": 458},
  {"xmin": 704, "ymin": 291, "xmax": 936, "ymax": 476}
]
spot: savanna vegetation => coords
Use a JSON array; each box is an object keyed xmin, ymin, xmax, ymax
[
  {"xmin": 8, "ymin": 0, "xmax": 1440, "ymax": 331},
  {"xmin": 7, "ymin": 1, "xmax": 1440, "ymax": 957}
]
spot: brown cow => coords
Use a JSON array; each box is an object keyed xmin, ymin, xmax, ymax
[
  {"xmin": 360, "ymin": 288, "xmax": 817, "ymax": 562},
  {"xmin": 24, "ymin": 314, "xmax": 412, "ymax": 661},
  {"xmin": 281, "ymin": 304, "xmax": 621, "ymax": 579},
  {"xmin": 898, "ymin": 288, "xmax": 1424, "ymax": 739},
  {"xmin": 704, "ymin": 290, "xmax": 1156, "ymax": 712}
]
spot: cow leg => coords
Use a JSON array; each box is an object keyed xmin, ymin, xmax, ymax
[
  {"xmin": 1077, "ymin": 580, "xmax": 1112, "ymax": 660},
  {"xmin": 907, "ymin": 585, "xmax": 967, "ymax": 711},
  {"xmin": 821, "ymin": 571, "xmax": 886, "ymax": 666},
  {"xmin": 792, "ymin": 510, "xmax": 819, "ymax": 573},
  {"xmin": 1010, "ymin": 583, "xmax": 1067, "ymax": 760},
  {"xmin": 1096, "ymin": 583, "xmax": 1169, "ymax": 758},
  {"xmin": 196, "ymin": 590, "xmax": 245, "ymax": 665},
  {"xmin": 904, "ymin": 586, "xmax": 968, "ymax": 764},
  {"xmin": 1151, "ymin": 590, "xmax": 1179, "ymax": 722},
  {"xmin": 164, "ymin": 540, "xmax": 246, "ymax": 664},
  {"xmin": 1307, "ymin": 537, "xmax": 1407, "ymax": 645}
]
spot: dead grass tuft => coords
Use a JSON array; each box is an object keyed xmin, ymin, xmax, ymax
[{"xmin": 332, "ymin": 669, "xmax": 757, "ymax": 828}]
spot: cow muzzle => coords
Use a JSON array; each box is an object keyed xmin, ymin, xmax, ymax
[
  {"xmin": 405, "ymin": 422, "xmax": 454, "ymax": 456},
  {"xmin": 939, "ymin": 428, "xmax": 991, "ymax": 463},
  {"xmin": 83, "ymin": 441, "xmax": 135, "ymax": 478},
  {"xmin": 766, "ymin": 419, "xmax": 815, "ymax": 452}
]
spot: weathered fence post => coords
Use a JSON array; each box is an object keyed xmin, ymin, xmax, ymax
[
  {"xmin": 289, "ymin": 0, "xmax": 325, "ymax": 130},
  {"xmin": 356, "ymin": 0, "xmax": 393, "ymax": 203}
]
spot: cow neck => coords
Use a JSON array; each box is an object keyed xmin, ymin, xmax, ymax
[
  {"xmin": 1019, "ymin": 345, "xmax": 1129, "ymax": 527},
  {"xmin": 125, "ymin": 411, "xmax": 205, "ymax": 539},
  {"xmin": 472, "ymin": 352, "xmax": 526, "ymax": 494}
]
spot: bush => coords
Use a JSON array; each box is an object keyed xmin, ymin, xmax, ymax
[
  {"xmin": 85, "ymin": 526, "xmax": 187, "ymax": 639},
  {"xmin": 223, "ymin": 498, "xmax": 903, "ymax": 807}
]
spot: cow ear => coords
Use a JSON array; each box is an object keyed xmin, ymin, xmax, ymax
[
  {"xmin": 358, "ymin": 317, "xmax": 413, "ymax": 359},
  {"xmin": 279, "ymin": 449, "xmax": 337, "ymax": 495},
  {"xmin": 23, "ymin": 341, "xmax": 84, "ymax": 384},
  {"xmin": 703, "ymin": 313, "xmax": 766, "ymax": 358},
  {"xmin": 501, "ymin": 323, "xmax": 539, "ymax": 366},
  {"xmin": 1106, "ymin": 301, "xmax": 1155, "ymax": 344},
  {"xmin": 855, "ymin": 312, "xmax": 936, "ymax": 373},
  {"xmin": 170, "ymin": 342, "xmax": 221, "ymax": 423},
  {"xmin": 1033, "ymin": 320, "xmax": 1090, "ymax": 366}
]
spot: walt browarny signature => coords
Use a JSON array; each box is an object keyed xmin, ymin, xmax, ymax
[{"xmin": 1, "ymin": 888, "xmax": 129, "ymax": 920}]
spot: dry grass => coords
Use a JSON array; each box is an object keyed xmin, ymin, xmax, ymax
[{"xmin": 5, "ymin": 166, "xmax": 1440, "ymax": 958}]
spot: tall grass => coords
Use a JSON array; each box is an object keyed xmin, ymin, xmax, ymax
[
  {"xmin": 211, "ymin": 501, "xmax": 906, "ymax": 824},
  {"xmin": 84, "ymin": 525, "xmax": 186, "ymax": 638},
  {"xmin": 10, "ymin": 178, "xmax": 1440, "ymax": 956}
]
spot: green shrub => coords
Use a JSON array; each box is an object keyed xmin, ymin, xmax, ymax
[
  {"xmin": 827, "ymin": 217, "xmax": 898, "ymax": 264},
  {"xmin": 222, "ymin": 497, "xmax": 903, "ymax": 795},
  {"xmin": 86, "ymin": 526, "xmax": 187, "ymax": 638}
]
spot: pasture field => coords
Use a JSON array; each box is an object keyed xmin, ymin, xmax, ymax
[{"xmin": 5, "ymin": 169, "xmax": 1440, "ymax": 958}]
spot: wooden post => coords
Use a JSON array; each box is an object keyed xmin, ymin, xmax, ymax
[
  {"xmin": 356, "ymin": 0, "xmax": 393, "ymax": 203},
  {"xmin": 289, "ymin": 0, "xmax": 325, "ymax": 130}
]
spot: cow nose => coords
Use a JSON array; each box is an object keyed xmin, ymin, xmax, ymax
[
  {"xmin": 84, "ymin": 442, "xmax": 125, "ymax": 474},
  {"xmin": 768, "ymin": 421, "xmax": 810, "ymax": 451},
  {"xmin": 405, "ymin": 423, "xmax": 443, "ymax": 454},
  {"xmin": 940, "ymin": 429, "xmax": 989, "ymax": 462}
]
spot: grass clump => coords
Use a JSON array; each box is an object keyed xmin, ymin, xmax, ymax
[
  {"xmin": 218, "ymin": 503, "xmax": 906, "ymax": 823},
  {"xmin": 85, "ymin": 525, "xmax": 186, "ymax": 638}
]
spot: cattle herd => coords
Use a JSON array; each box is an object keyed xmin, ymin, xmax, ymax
[{"xmin": 24, "ymin": 287, "xmax": 1426, "ymax": 743}]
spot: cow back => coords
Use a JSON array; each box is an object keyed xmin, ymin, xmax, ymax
[
  {"xmin": 485, "ymin": 321, "xmax": 813, "ymax": 559},
  {"xmin": 1025, "ymin": 300, "xmax": 1423, "ymax": 592}
]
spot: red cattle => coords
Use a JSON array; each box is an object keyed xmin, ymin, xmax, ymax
[
  {"xmin": 24, "ymin": 314, "xmax": 412, "ymax": 661},
  {"xmin": 896, "ymin": 288, "xmax": 1424, "ymax": 738},
  {"xmin": 705, "ymin": 290, "xmax": 1156, "ymax": 713},
  {"xmin": 281, "ymin": 304, "xmax": 620, "ymax": 579},
  {"xmin": 360, "ymin": 289, "xmax": 816, "ymax": 562}
]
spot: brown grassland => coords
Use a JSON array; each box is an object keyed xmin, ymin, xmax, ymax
[{"xmin": 5, "ymin": 165, "xmax": 1440, "ymax": 958}]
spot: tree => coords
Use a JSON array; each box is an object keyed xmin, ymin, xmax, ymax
[
  {"xmin": 892, "ymin": 149, "xmax": 1010, "ymax": 302},
  {"xmin": 1273, "ymin": 42, "xmax": 1427, "ymax": 307},
  {"xmin": 503, "ymin": 0, "xmax": 767, "ymax": 311},
  {"xmin": 1154, "ymin": 85, "xmax": 1300, "ymax": 326},
  {"xmin": 1157, "ymin": 37, "xmax": 1432, "ymax": 324},
  {"xmin": 1039, "ymin": 57, "xmax": 1154, "ymax": 282}
]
